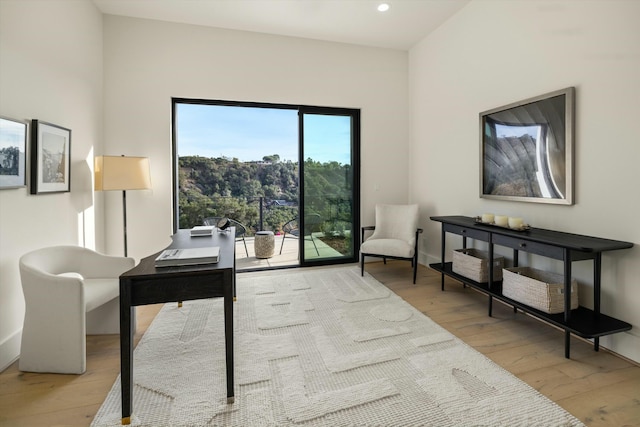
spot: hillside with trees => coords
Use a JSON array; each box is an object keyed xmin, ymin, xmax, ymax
[{"xmin": 178, "ymin": 155, "xmax": 353, "ymax": 247}]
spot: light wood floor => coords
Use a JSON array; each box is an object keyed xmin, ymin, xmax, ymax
[{"xmin": 1, "ymin": 262, "xmax": 639, "ymax": 426}]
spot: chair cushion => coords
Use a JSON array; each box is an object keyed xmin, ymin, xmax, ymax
[
  {"xmin": 369, "ymin": 204, "xmax": 419, "ymax": 245},
  {"xmin": 361, "ymin": 238, "xmax": 414, "ymax": 259},
  {"xmin": 83, "ymin": 278, "xmax": 119, "ymax": 312}
]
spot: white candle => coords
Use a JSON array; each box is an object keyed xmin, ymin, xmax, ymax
[
  {"xmin": 481, "ymin": 213, "xmax": 494, "ymax": 223},
  {"xmin": 508, "ymin": 217, "xmax": 524, "ymax": 229},
  {"xmin": 494, "ymin": 215, "xmax": 508, "ymax": 227}
]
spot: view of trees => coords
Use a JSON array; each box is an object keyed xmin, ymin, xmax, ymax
[
  {"xmin": 0, "ymin": 146, "xmax": 20, "ymax": 175},
  {"xmin": 178, "ymin": 155, "xmax": 353, "ymax": 248}
]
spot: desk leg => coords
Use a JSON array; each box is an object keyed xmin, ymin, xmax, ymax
[
  {"xmin": 224, "ymin": 271, "xmax": 235, "ymax": 403},
  {"xmin": 440, "ymin": 227, "xmax": 446, "ymax": 291},
  {"xmin": 233, "ymin": 251, "xmax": 237, "ymax": 301},
  {"xmin": 119, "ymin": 280, "xmax": 134, "ymax": 425}
]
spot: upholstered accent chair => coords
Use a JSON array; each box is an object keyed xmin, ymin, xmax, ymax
[
  {"xmin": 18, "ymin": 246, "xmax": 135, "ymax": 374},
  {"xmin": 360, "ymin": 204, "xmax": 422, "ymax": 283}
]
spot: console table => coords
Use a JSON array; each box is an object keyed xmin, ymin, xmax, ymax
[
  {"xmin": 119, "ymin": 229, "xmax": 236, "ymax": 425},
  {"xmin": 429, "ymin": 215, "xmax": 633, "ymax": 359}
]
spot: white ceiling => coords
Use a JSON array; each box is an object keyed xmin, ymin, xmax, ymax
[{"xmin": 92, "ymin": 0, "xmax": 470, "ymax": 50}]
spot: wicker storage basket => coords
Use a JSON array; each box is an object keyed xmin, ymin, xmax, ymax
[
  {"xmin": 452, "ymin": 249, "xmax": 504, "ymax": 283},
  {"xmin": 502, "ymin": 267, "xmax": 578, "ymax": 314}
]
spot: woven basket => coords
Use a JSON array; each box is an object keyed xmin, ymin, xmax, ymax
[
  {"xmin": 452, "ymin": 249, "xmax": 504, "ymax": 283},
  {"xmin": 502, "ymin": 267, "xmax": 578, "ymax": 314}
]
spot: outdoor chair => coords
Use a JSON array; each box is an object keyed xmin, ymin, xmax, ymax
[
  {"xmin": 360, "ymin": 204, "xmax": 423, "ymax": 284},
  {"xmin": 279, "ymin": 213, "xmax": 323, "ymax": 256},
  {"xmin": 203, "ymin": 217, "xmax": 249, "ymax": 257}
]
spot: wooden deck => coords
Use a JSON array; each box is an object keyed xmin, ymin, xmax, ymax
[{"xmin": 234, "ymin": 233, "xmax": 343, "ymax": 270}]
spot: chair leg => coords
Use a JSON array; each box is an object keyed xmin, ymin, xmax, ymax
[
  {"xmin": 279, "ymin": 232, "xmax": 287, "ymax": 255},
  {"xmin": 360, "ymin": 253, "xmax": 365, "ymax": 276},
  {"xmin": 241, "ymin": 237, "xmax": 249, "ymax": 257},
  {"xmin": 413, "ymin": 256, "xmax": 418, "ymax": 284}
]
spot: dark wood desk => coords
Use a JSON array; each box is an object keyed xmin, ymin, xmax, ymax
[
  {"xmin": 119, "ymin": 229, "xmax": 236, "ymax": 425},
  {"xmin": 430, "ymin": 216, "xmax": 633, "ymax": 359}
]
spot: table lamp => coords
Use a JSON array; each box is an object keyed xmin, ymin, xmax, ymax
[{"xmin": 95, "ymin": 155, "xmax": 151, "ymax": 257}]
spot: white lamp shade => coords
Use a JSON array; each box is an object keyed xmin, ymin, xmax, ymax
[{"xmin": 94, "ymin": 155, "xmax": 151, "ymax": 191}]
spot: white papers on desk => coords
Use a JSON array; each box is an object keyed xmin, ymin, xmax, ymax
[
  {"xmin": 190, "ymin": 226, "xmax": 215, "ymax": 237},
  {"xmin": 154, "ymin": 247, "xmax": 220, "ymax": 267}
]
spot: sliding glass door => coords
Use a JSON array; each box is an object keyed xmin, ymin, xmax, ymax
[
  {"xmin": 299, "ymin": 107, "xmax": 360, "ymax": 266},
  {"xmin": 172, "ymin": 99, "xmax": 360, "ymax": 269}
]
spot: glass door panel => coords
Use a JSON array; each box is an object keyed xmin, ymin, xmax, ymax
[
  {"xmin": 300, "ymin": 108, "xmax": 360, "ymax": 265},
  {"xmin": 173, "ymin": 99, "xmax": 359, "ymax": 270}
]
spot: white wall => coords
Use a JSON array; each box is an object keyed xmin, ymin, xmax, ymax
[
  {"xmin": 410, "ymin": 0, "xmax": 640, "ymax": 362},
  {"xmin": 0, "ymin": 6, "xmax": 409, "ymax": 372},
  {"xmin": 0, "ymin": 0, "xmax": 103, "ymax": 370},
  {"xmin": 8, "ymin": 0, "xmax": 632, "ymax": 370},
  {"xmin": 102, "ymin": 16, "xmax": 410, "ymax": 259}
]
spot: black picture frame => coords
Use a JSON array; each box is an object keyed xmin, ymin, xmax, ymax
[
  {"xmin": 0, "ymin": 116, "xmax": 28, "ymax": 190},
  {"xmin": 479, "ymin": 87, "xmax": 575, "ymax": 205},
  {"xmin": 30, "ymin": 120, "xmax": 71, "ymax": 194}
]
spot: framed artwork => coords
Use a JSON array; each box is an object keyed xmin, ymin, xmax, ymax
[
  {"xmin": 479, "ymin": 87, "xmax": 575, "ymax": 205},
  {"xmin": 0, "ymin": 116, "xmax": 28, "ymax": 189},
  {"xmin": 30, "ymin": 120, "xmax": 71, "ymax": 194}
]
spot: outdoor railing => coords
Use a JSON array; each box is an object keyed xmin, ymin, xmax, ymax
[{"xmin": 179, "ymin": 194, "xmax": 352, "ymax": 238}]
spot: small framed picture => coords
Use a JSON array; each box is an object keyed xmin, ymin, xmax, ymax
[
  {"xmin": 0, "ymin": 116, "xmax": 28, "ymax": 189},
  {"xmin": 30, "ymin": 120, "xmax": 71, "ymax": 194}
]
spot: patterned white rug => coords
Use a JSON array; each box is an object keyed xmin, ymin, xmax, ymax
[{"xmin": 92, "ymin": 266, "xmax": 584, "ymax": 427}]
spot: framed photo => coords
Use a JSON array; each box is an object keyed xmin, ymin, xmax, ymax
[
  {"xmin": 30, "ymin": 120, "xmax": 71, "ymax": 194},
  {"xmin": 479, "ymin": 87, "xmax": 574, "ymax": 205},
  {"xmin": 0, "ymin": 116, "xmax": 28, "ymax": 189}
]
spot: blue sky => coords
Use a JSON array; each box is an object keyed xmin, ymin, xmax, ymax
[
  {"xmin": 495, "ymin": 123, "xmax": 540, "ymax": 139},
  {"xmin": 176, "ymin": 104, "xmax": 351, "ymax": 164}
]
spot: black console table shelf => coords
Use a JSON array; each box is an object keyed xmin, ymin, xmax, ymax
[
  {"xmin": 429, "ymin": 261, "xmax": 632, "ymax": 339},
  {"xmin": 430, "ymin": 216, "xmax": 633, "ymax": 359},
  {"xmin": 429, "ymin": 261, "xmax": 495, "ymax": 293}
]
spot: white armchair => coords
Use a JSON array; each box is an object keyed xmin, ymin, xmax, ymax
[
  {"xmin": 19, "ymin": 246, "xmax": 135, "ymax": 374},
  {"xmin": 360, "ymin": 204, "xmax": 423, "ymax": 283}
]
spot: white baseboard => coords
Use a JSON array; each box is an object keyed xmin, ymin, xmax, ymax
[
  {"xmin": 419, "ymin": 252, "xmax": 439, "ymax": 268},
  {"xmin": 0, "ymin": 329, "xmax": 21, "ymax": 372}
]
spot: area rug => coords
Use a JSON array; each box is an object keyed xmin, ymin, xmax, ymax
[{"xmin": 92, "ymin": 266, "xmax": 584, "ymax": 427}]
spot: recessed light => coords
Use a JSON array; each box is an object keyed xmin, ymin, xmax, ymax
[{"xmin": 377, "ymin": 3, "xmax": 390, "ymax": 12}]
